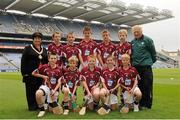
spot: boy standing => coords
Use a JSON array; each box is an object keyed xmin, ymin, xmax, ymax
[{"xmin": 114, "ymin": 29, "xmax": 131, "ymax": 67}]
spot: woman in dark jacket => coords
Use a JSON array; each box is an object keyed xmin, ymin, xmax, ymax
[{"xmin": 21, "ymin": 32, "xmax": 48, "ymax": 111}]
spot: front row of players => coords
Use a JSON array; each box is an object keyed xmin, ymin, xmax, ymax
[{"xmin": 32, "ymin": 53, "xmax": 142, "ymax": 117}]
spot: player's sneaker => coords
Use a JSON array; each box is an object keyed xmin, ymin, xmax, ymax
[
  {"xmin": 44, "ymin": 103, "xmax": 48, "ymax": 110},
  {"xmin": 134, "ymin": 104, "xmax": 139, "ymax": 112},
  {"xmin": 105, "ymin": 108, "xmax": 110, "ymax": 114},
  {"xmin": 119, "ymin": 103, "xmax": 124, "ymax": 111},
  {"xmin": 63, "ymin": 109, "xmax": 69, "ymax": 115},
  {"xmin": 79, "ymin": 107, "xmax": 86, "ymax": 115},
  {"xmin": 37, "ymin": 111, "xmax": 45, "ymax": 118},
  {"xmin": 94, "ymin": 105, "xmax": 99, "ymax": 112},
  {"xmin": 120, "ymin": 105, "xmax": 129, "ymax": 114}
]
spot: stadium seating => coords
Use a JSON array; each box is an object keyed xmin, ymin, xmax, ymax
[
  {"xmin": 0, "ymin": 14, "xmax": 120, "ymax": 40},
  {"xmin": 1, "ymin": 14, "xmax": 178, "ymax": 69},
  {"xmin": 152, "ymin": 60, "xmax": 174, "ymax": 68},
  {"xmin": 0, "ymin": 52, "xmax": 21, "ymax": 72},
  {"xmin": 0, "ymin": 14, "xmax": 16, "ymax": 33}
]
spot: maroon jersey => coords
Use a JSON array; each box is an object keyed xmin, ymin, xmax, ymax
[
  {"xmin": 78, "ymin": 39, "xmax": 97, "ymax": 62},
  {"xmin": 62, "ymin": 68, "xmax": 81, "ymax": 93},
  {"xmin": 37, "ymin": 64, "xmax": 63, "ymax": 90},
  {"xmin": 63, "ymin": 44, "xmax": 80, "ymax": 60},
  {"xmin": 114, "ymin": 42, "xmax": 131, "ymax": 66},
  {"xmin": 119, "ymin": 66, "xmax": 138, "ymax": 91},
  {"xmin": 81, "ymin": 66, "xmax": 101, "ymax": 95},
  {"xmin": 48, "ymin": 42, "xmax": 65, "ymax": 66},
  {"xmin": 97, "ymin": 42, "xmax": 116, "ymax": 64},
  {"xmin": 101, "ymin": 67, "xmax": 119, "ymax": 95}
]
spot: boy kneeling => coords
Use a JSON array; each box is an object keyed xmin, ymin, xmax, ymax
[
  {"xmin": 32, "ymin": 53, "xmax": 63, "ymax": 117},
  {"xmin": 118, "ymin": 54, "xmax": 142, "ymax": 113},
  {"xmin": 80, "ymin": 55, "xmax": 101, "ymax": 115},
  {"xmin": 98, "ymin": 55, "xmax": 119, "ymax": 115},
  {"xmin": 61, "ymin": 56, "xmax": 81, "ymax": 115}
]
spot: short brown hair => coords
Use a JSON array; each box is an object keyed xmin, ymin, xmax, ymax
[
  {"xmin": 66, "ymin": 32, "xmax": 74, "ymax": 38},
  {"xmin": 102, "ymin": 29, "xmax": 109, "ymax": 34},
  {"xmin": 48, "ymin": 52, "xmax": 57, "ymax": 58},
  {"xmin": 52, "ymin": 32, "xmax": 61, "ymax": 38},
  {"xmin": 83, "ymin": 26, "xmax": 92, "ymax": 33},
  {"xmin": 106, "ymin": 55, "xmax": 115, "ymax": 61}
]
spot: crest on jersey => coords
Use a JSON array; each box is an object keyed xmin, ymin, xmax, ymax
[
  {"xmin": 50, "ymin": 77, "xmax": 56, "ymax": 84},
  {"xmin": 107, "ymin": 79, "xmax": 113, "ymax": 86},
  {"xmin": 68, "ymin": 81, "xmax": 73, "ymax": 88},
  {"xmin": 89, "ymin": 80, "xmax": 95, "ymax": 87}
]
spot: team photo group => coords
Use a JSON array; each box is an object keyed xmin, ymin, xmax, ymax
[{"xmin": 21, "ymin": 25, "xmax": 156, "ymax": 117}]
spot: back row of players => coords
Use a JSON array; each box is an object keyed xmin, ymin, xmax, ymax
[
  {"xmin": 32, "ymin": 26, "xmax": 142, "ymax": 117},
  {"xmin": 48, "ymin": 26, "xmax": 131, "ymax": 68}
]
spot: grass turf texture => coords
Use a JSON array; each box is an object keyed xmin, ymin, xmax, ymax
[{"xmin": 0, "ymin": 68, "xmax": 180, "ymax": 119}]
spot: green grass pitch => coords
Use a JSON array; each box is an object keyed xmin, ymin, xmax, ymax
[{"xmin": 0, "ymin": 69, "xmax": 180, "ymax": 119}]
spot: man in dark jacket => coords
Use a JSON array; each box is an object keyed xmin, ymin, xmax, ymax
[
  {"xmin": 131, "ymin": 25, "xmax": 156, "ymax": 109},
  {"xmin": 21, "ymin": 32, "xmax": 48, "ymax": 111}
]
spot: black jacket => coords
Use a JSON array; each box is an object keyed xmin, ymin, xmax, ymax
[{"xmin": 21, "ymin": 44, "xmax": 48, "ymax": 80}]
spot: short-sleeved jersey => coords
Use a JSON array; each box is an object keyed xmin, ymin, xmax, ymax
[
  {"xmin": 37, "ymin": 64, "xmax": 63, "ymax": 90},
  {"xmin": 118, "ymin": 66, "xmax": 138, "ymax": 91},
  {"xmin": 62, "ymin": 68, "xmax": 81, "ymax": 93},
  {"xmin": 63, "ymin": 44, "xmax": 80, "ymax": 59},
  {"xmin": 81, "ymin": 66, "xmax": 101, "ymax": 95},
  {"xmin": 101, "ymin": 67, "xmax": 119, "ymax": 95},
  {"xmin": 97, "ymin": 42, "xmax": 116, "ymax": 64},
  {"xmin": 78, "ymin": 39, "xmax": 97, "ymax": 62},
  {"xmin": 48, "ymin": 42, "xmax": 65, "ymax": 66},
  {"xmin": 114, "ymin": 42, "xmax": 131, "ymax": 66}
]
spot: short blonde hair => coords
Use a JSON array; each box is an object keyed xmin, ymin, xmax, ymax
[
  {"xmin": 68, "ymin": 56, "xmax": 79, "ymax": 63},
  {"xmin": 87, "ymin": 55, "xmax": 96, "ymax": 61},
  {"xmin": 122, "ymin": 54, "xmax": 130, "ymax": 60},
  {"xmin": 118, "ymin": 29, "xmax": 128, "ymax": 36}
]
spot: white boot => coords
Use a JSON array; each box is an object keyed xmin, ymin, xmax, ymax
[
  {"xmin": 37, "ymin": 111, "xmax": 45, "ymax": 117},
  {"xmin": 134, "ymin": 104, "xmax": 139, "ymax": 112}
]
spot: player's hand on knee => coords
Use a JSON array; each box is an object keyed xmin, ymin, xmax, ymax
[
  {"xmin": 109, "ymin": 88, "xmax": 114, "ymax": 93},
  {"xmin": 87, "ymin": 92, "xmax": 92, "ymax": 98},
  {"xmin": 129, "ymin": 89, "xmax": 134, "ymax": 94},
  {"xmin": 72, "ymin": 94, "xmax": 76, "ymax": 101},
  {"xmin": 51, "ymin": 89, "xmax": 55, "ymax": 96}
]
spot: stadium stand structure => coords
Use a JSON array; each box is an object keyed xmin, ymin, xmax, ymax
[
  {"xmin": 0, "ymin": 0, "xmax": 178, "ymax": 71},
  {"xmin": 0, "ymin": 52, "xmax": 20, "ymax": 72},
  {"xmin": 154, "ymin": 50, "xmax": 179, "ymax": 68}
]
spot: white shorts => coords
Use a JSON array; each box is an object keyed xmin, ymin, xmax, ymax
[
  {"xmin": 133, "ymin": 86, "xmax": 140, "ymax": 94},
  {"xmin": 122, "ymin": 86, "xmax": 140, "ymax": 104},
  {"xmin": 109, "ymin": 94, "xmax": 118, "ymax": 105},
  {"xmin": 39, "ymin": 85, "xmax": 59, "ymax": 103},
  {"xmin": 84, "ymin": 95, "xmax": 94, "ymax": 104}
]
